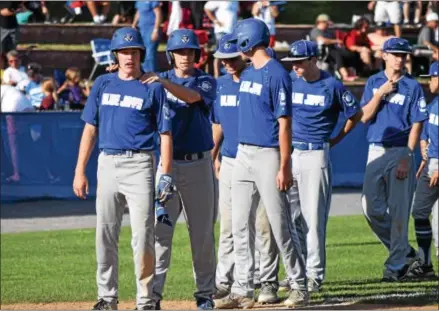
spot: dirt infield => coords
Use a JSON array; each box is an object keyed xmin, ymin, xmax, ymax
[{"xmin": 1, "ymin": 301, "xmax": 437, "ymax": 310}]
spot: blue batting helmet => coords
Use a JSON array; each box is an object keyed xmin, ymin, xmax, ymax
[
  {"xmin": 213, "ymin": 33, "xmax": 241, "ymax": 59},
  {"xmin": 230, "ymin": 18, "xmax": 270, "ymax": 53},
  {"xmin": 166, "ymin": 29, "xmax": 201, "ymax": 66},
  {"xmin": 110, "ymin": 27, "xmax": 145, "ymax": 62}
]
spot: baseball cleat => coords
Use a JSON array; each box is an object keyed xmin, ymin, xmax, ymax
[
  {"xmin": 92, "ymin": 299, "xmax": 118, "ymax": 310},
  {"xmin": 283, "ymin": 289, "xmax": 309, "ymax": 308},
  {"xmin": 257, "ymin": 282, "xmax": 280, "ymax": 304},
  {"xmin": 307, "ymin": 278, "xmax": 322, "ymax": 293},
  {"xmin": 212, "ymin": 287, "xmax": 230, "ymax": 300},
  {"xmin": 214, "ymin": 293, "xmax": 255, "ymax": 309},
  {"xmin": 406, "ymin": 261, "xmax": 436, "ymax": 279},
  {"xmin": 196, "ymin": 298, "xmax": 214, "ymax": 310},
  {"xmin": 278, "ymin": 278, "xmax": 290, "ymax": 292}
]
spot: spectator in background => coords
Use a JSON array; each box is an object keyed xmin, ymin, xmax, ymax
[
  {"xmin": 403, "ymin": 0, "xmax": 422, "ymax": 26},
  {"xmin": 204, "ymin": 1, "xmax": 239, "ymax": 77},
  {"xmin": 368, "ymin": 1, "xmax": 402, "ymax": 37},
  {"xmin": 40, "ymin": 77, "xmax": 58, "ymax": 110},
  {"xmin": 345, "ymin": 17, "xmax": 379, "ymax": 75},
  {"xmin": 0, "ymin": 1, "xmax": 20, "ymax": 55},
  {"xmin": 86, "ymin": 1, "xmax": 110, "ymax": 24},
  {"xmin": 57, "ymin": 67, "xmax": 89, "ymax": 110},
  {"xmin": 132, "ymin": 1, "xmax": 162, "ymax": 72},
  {"xmin": 23, "ymin": 1, "xmax": 50, "ymax": 23},
  {"xmin": 2, "ymin": 50, "xmax": 28, "ymax": 86},
  {"xmin": 252, "ymin": 0, "xmax": 279, "ymax": 47},
  {"xmin": 112, "ymin": 1, "xmax": 135, "ymax": 25},
  {"xmin": 23, "ymin": 62, "xmax": 44, "ymax": 109},
  {"xmin": 0, "ymin": 53, "xmax": 6, "ymax": 81},
  {"xmin": 418, "ymin": 12, "xmax": 439, "ymax": 61},
  {"xmin": 309, "ymin": 14, "xmax": 357, "ymax": 81}
]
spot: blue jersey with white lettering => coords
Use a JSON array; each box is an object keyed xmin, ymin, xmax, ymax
[
  {"xmin": 212, "ymin": 74, "xmax": 240, "ymax": 158},
  {"xmin": 238, "ymin": 59, "xmax": 292, "ymax": 147},
  {"xmin": 421, "ymin": 97, "xmax": 438, "ymax": 159},
  {"xmin": 360, "ymin": 71, "xmax": 428, "ymax": 146},
  {"xmin": 81, "ymin": 73, "xmax": 172, "ymax": 151},
  {"xmin": 159, "ymin": 69, "xmax": 216, "ymax": 153},
  {"xmin": 292, "ymin": 70, "xmax": 360, "ymax": 143}
]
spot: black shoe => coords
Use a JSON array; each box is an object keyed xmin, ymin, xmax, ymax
[
  {"xmin": 135, "ymin": 306, "xmax": 156, "ymax": 310},
  {"xmin": 407, "ymin": 261, "xmax": 436, "ymax": 279},
  {"xmin": 92, "ymin": 299, "xmax": 117, "ymax": 310},
  {"xmin": 155, "ymin": 300, "xmax": 161, "ymax": 310},
  {"xmin": 212, "ymin": 287, "xmax": 229, "ymax": 300},
  {"xmin": 196, "ymin": 298, "xmax": 214, "ymax": 310}
]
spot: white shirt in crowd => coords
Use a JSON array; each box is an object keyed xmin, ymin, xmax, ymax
[
  {"xmin": 254, "ymin": 3, "xmax": 276, "ymax": 35},
  {"xmin": 2, "ymin": 66, "xmax": 28, "ymax": 86},
  {"xmin": 204, "ymin": 1, "xmax": 239, "ymax": 34},
  {"xmin": 0, "ymin": 84, "xmax": 34, "ymax": 113}
]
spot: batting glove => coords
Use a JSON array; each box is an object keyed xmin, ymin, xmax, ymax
[
  {"xmin": 155, "ymin": 200, "xmax": 172, "ymax": 227},
  {"xmin": 156, "ymin": 174, "xmax": 175, "ymax": 204}
]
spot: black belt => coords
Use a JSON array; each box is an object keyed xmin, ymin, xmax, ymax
[{"xmin": 173, "ymin": 151, "xmax": 205, "ymax": 161}]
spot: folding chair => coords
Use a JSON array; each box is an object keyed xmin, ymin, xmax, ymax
[{"xmin": 88, "ymin": 38, "xmax": 115, "ymax": 81}]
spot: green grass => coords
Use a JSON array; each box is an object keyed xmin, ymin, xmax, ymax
[{"xmin": 1, "ymin": 215, "xmax": 437, "ymax": 305}]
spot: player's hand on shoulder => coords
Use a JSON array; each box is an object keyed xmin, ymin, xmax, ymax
[
  {"xmin": 276, "ymin": 166, "xmax": 293, "ymax": 192},
  {"xmin": 378, "ymin": 79, "xmax": 397, "ymax": 97},
  {"xmin": 430, "ymin": 170, "xmax": 439, "ymax": 188},
  {"xmin": 140, "ymin": 72, "xmax": 161, "ymax": 84},
  {"xmin": 73, "ymin": 172, "xmax": 89, "ymax": 200},
  {"xmin": 106, "ymin": 64, "xmax": 119, "ymax": 73}
]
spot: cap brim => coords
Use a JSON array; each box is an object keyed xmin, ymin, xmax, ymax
[
  {"xmin": 114, "ymin": 45, "xmax": 145, "ymax": 51},
  {"xmin": 213, "ymin": 51, "xmax": 241, "ymax": 59},
  {"xmin": 281, "ymin": 56, "xmax": 310, "ymax": 62}
]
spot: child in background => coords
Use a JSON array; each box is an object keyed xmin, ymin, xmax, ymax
[
  {"xmin": 40, "ymin": 77, "xmax": 58, "ymax": 110},
  {"xmin": 57, "ymin": 67, "xmax": 90, "ymax": 110}
]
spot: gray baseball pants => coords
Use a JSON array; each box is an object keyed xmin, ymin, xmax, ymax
[
  {"xmin": 216, "ymin": 156, "xmax": 279, "ymax": 292},
  {"xmin": 231, "ymin": 144, "xmax": 306, "ymax": 298},
  {"xmin": 153, "ymin": 153, "xmax": 216, "ymax": 301},
  {"xmin": 96, "ymin": 151, "xmax": 156, "ymax": 308},
  {"xmin": 289, "ymin": 146, "xmax": 332, "ymax": 284},
  {"xmin": 362, "ymin": 145, "xmax": 416, "ymax": 275}
]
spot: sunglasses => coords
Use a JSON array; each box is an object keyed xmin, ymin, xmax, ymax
[{"xmin": 8, "ymin": 59, "xmax": 18, "ymax": 63}]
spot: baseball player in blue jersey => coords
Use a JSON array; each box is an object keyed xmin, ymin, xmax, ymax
[
  {"xmin": 73, "ymin": 27, "xmax": 173, "ymax": 310},
  {"xmin": 214, "ymin": 18, "xmax": 308, "ymax": 309},
  {"xmin": 409, "ymin": 61, "xmax": 439, "ymax": 278},
  {"xmin": 140, "ymin": 29, "xmax": 217, "ymax": 310},
  {"xmin": 279, "ymin": 40, "xmax": 363, "ymax": 292},
  {"xmin": 211, "ymin": 34, "xmax": 280, "ymax": 305},
  {"xmin": 360, "ymin": 38, "xmax": 429, "ymax": 282}
]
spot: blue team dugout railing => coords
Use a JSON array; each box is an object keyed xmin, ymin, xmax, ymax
[{"xmin": 0, "ymin": 112, "xmax": 421, "ymax": 202}]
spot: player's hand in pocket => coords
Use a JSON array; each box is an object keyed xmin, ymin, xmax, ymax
[
  {"xmin": 396, "ymin": 157, "xmax": 409, "ymax": 180},
  {"xmin": 276, "ymin": 166, "xmax": 293, "ymax": 191},
  {"xmin": 416, "ymin": 160, "xmax": 426, "ymax": 180},
  {"xmin": 430, "ymin": 170, "xmax": 438, "ymax": 188},
  {"xmin": 73, "ymin": 173, "xmax": 89, "ymax": 199}
]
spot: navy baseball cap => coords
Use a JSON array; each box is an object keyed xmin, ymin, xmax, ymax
[
  {"xmin": 281, "ymin": 40, "xmax": 318, "ymax": 62},
  {"xmin": 382, "ymin": 38, "xmax": 412, "ymax": 54},
  {"xmin": 420, "ymin": 61, "xmax": 438, "ymax": 77},
  {"xmin": 214, "ymin": 33, "xmax": 241, "ymax": 59}
]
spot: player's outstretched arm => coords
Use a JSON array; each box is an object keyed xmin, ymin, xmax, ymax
[{"xmin": 73, "ymin": 124, "xmax": 97, "ymax": 199}]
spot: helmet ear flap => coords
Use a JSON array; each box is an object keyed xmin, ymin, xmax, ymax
[{"xmin": 166, "ymin": 50, "xmax": 174, "ymax": 66}]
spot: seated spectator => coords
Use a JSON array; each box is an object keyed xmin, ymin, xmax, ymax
[
  {"xmin": 344, "ymin": 17, "xmax": 379, "ymax": 75},
  {"xmin": 112, "ymin": 1, "xmax": 135, "ymax": 25},
  {"xmin": 23, "ymin": 1, "xmax": 50, "ymax": 23},
  {"xmin": 60, "ymin": 1, "xmax": 85, "ymax": 24},
  {"xmin": 23, "ymin": 62, "xmax": 44, "ymax": 109},
  {"xmin": 40, "ymin": 77, "xmax": 58, "ymax": 110},
  {"xmin": 368, "ymin": 1, "xmax": 402, "ymax": 37},
  {"xmin": 417, "ymin": 12, "xmax": 439, "ymax": 60},
  {"xmin": 403, "ymin": 0, "xmax": 422, "ymax": 26},
  {"xmin": 2, "ymin": 50, "xmax": 28, "ymax": 86},
  {"xmin": 57, "ymin": 67, "xmax": 89, "ymax": 110},
  {"xmin": 86, "ymin": 0, "xmax": 110, "ymax": 24},
  {"xmin": 252, "ymin": 0, "xmax": 279, "ymax": 47},
  {"xmin": 309, "ymin": 13, "xmax": 357, "ymax": 81}
]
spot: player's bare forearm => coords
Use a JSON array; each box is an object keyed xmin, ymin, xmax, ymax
[
  {"xmin": 153, "ymin": 7, "xmax": 162, "ymax": 31},
  {"xmin": 420, "ymin": 140, "xmax": 428, "ymax": 160},
  {"xmin": 160, "ymin": 78, "xmax": 202, "ymax": 104},
  {"xmin": 160, "ymin": 132, "xmax": 173, "ymax": 175},
  {"xmin": 211, "ymin": 123, "xmax": 224, "ymax": 161},
  {"xmin": 408, "ymin": 122, "xmax": 423, "ymax": 152},
  {"xmin": 331, "ymin": 110, "xmax": 363, "ymax": 145},
  {"xmin": 204, "ymin": 9, "xmax": 217, "ymax": 23},
  {"xmin": 361, "ymin": 91, "xmax": 384, "ymax": 123},
  {"xmin": 75, "ymin": 123, "xmax": 97, "ymax": 174},
  {"xmin": 132, "ymin": 11, "xmax": 139, "ymax": 27},
  {"xmin": 278, "ymin": 117, "xmax": 292, "ymax": 170}
]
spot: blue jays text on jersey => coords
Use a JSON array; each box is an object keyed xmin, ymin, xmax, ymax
[
  {"xmin": 81, "ymin": 73, "xmax": 172, "ymax": 151},
  {"xmin": 237, "ymin": 59, "xmax": 292, "ymax": 148},
  {"xmin": 291, "ymin": 70, "xmax": 361, "ymax": 144},
  {"xmin": 360, "ymin": 72, "xmax": 429, "ymax": 146},
  {"xmin": 421, "ymin": 97, "xmax": 439, "ymax": 159},
  {"xmin": 212, "ymin": 74, "xmax": 241, "ymax": 158},
  {"xmin": 159, "ymin": 69, "xmax": 216, "ymax": 154}
]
